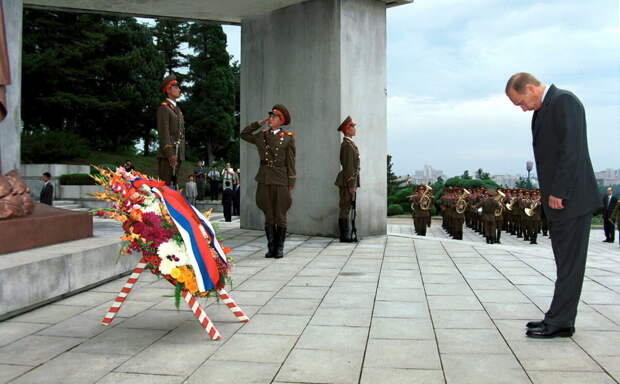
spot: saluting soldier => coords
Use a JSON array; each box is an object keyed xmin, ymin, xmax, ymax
[
  {"xmin": 335, "ymin": 116, "xmax": 360, "ymax": 242},
  {"xmin": 157, "ymin": 74, "xmax": 185, "ymax": 186},
  {"xmin": 241, "ymin": 105, "xmax": 296, "ymax": 259}
]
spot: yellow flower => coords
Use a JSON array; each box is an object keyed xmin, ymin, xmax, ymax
[{"xmin": 170, "ymin": 268, "xmax": 181, "ymax": 279}]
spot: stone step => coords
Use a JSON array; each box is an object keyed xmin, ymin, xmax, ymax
[
  {"xmin": 53, "ymin": 200, "xmax": 78, "ymax": 205},
  {"xmin": 54, "ymin": 204, "xmax": 82, "ymax": 210}
]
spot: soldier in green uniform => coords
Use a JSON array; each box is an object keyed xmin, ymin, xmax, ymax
[
  {"xmin": 410, "ymin": 185, "xmax": 431, "ymax": 236},
  {"xmin": 527, "ymin": 189, "xmax": 542, "ymax": 244},
  {"xmin": 476, "ymin": 189, "xmax": 501, "ymax": 244},
  {"xmin": 453, "ymin": 188, "xmax": 467, "ymax": 240},
  {"xmin": 240, "ymin": 105, "xmax": 296, "ymax": 259},
  {"xmin": 156, "ymin": 74, "xmax": 185, "ymax": 186},
  {"xmin": 335, "ymin": 116, "xmax": 360, "ymax": 242},
  {"xmin": 494, "ymin": 189, "xmax": 505, "ymax": 244}
]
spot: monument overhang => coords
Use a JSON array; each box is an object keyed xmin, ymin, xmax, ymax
[{"xmin": 23, "ymin": 0, "xmax": 413, "ymax": 24}]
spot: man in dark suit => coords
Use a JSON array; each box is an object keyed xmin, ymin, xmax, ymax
[
  {"xmin": 506, "ymin": 73, "xmax": 601, "ymax": 338},
  {"xmin": 602, "ymin": 187, "xmax": 618, "ymax": 243},
  {"xmin": 40, "ymin": 172, "xmax": 53, "ymax": 206}
]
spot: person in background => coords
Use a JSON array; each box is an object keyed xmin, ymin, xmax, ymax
[
  {"xmin": 233, "ymin": 168, "xmax": 241, "ymax": 216},
  {"xmin": 207, "ymin": 165, "xmax": 221, "ymax": 201},
  {"xmin": 194, "ymin": 160, "xmax": 206, "ymax": 201},
  {"xmin": 185, "ymin": 175, "xmax": 197, "ymax": 206},
  {"xmin": 611, "ymin": 201, "xmax": 620, "ymax": 247},
  {"xmin": 221, "ymin": 163, "xmax": 236, "ymax": 222},
  {"xmin": 602, "ymin": 187, "xmax": 617, "ymax": 243},
  {"xmin": 122, "ymin": 160, "xmax": 134, "ymax": 172},
  {"xmin": 40, "ymin": 172, "xmax": 53, "ymax": 206}
]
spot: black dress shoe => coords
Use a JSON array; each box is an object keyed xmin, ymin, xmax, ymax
[
  {"xmin": 526, "ymin": 320, "xmax": 544, "ymax": 328},
  {"xmin": 526, "ymin": 324, "xmax": 575, "ymax": 338}
]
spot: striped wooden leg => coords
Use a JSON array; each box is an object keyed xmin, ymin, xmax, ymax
[
  {"xmin": 182, "ymin": 289, "xmax": 221, "ymax": 340},
  {"xmin": 101, "ymin": 258, "xmax": 146, "ymax": 325},
  {"xmin": 217, "ymin": 289, "xmax": 249, "ymax": 322}
]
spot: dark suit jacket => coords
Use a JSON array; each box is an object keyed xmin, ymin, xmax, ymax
[
  {"xmin": 603, "ymin": 195, "xmax": 618, "ymax": 218},
  {"xmin": 40, "ymin": 182, "xmax": 53, "ymax": 205},
  {"xmin": 532, "ymin": 84, "xmax": 601, "ymax": 223}
]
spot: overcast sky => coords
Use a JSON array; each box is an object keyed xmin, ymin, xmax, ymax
[{"xmin": 223, "ymin": 0, "xmax": 619, "ymax": 177}]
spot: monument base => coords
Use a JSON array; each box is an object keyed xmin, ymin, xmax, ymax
[{"xmin": 0, "ymin": 203, "xmax": 92, "ymax": 255}]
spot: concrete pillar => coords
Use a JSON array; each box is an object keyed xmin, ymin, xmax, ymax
[
  {"xmin": 0, "ymin": 0, "xmax": 22, "ymax": 174},
  {"xmin": 240, "ymin": 0, "xmax": 387, "ymax": 237}
]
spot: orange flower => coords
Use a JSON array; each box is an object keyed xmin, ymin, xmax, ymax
[
  {"xmin": 223, "ymin": 247, "xmax": 232, "ymax": 255},
  {"xmin": 130, "ymin": 209, "xmax": 143, "ymax": 222},
  {"xmin": 184, "ymin": 278, "xmax": 198, "ymax": 294}
]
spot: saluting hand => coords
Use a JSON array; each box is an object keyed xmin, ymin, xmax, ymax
[
  {"xmin": 258, "ymin": 116, "xmax": 269, "ymax": 126},
  {"xmin": 548, "ymin": 195, "xmax": 564, "ymax": 210}
]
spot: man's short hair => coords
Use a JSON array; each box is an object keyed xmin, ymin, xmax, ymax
[
  {"xmin": 43, "ymin": 172, "xmax": 51, "ymax": 178},
  {"xmin": 505, "ymin": 72, "xmax": 541, "ymax": 94}
]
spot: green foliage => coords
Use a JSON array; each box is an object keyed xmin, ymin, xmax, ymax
[
  {"xmin": 22, "ymin": 10, "xmax": 166, "ymax": 153},
  {"xmin": 174, "ymin": 283, "xmax": 182, "ymax": 309},
  {"xmin": 183, "ymin": 23, "xmax": 238, "ymax": 166},
  {"xmin": 21, "ymin": 130, "xmax": 89, "ymax": 163},
  {"xmin": 387, "ymin": 155, "xmax": 400, "ymax": 196},
  {"xmin": 153, "ymin": 19, "xmax": 188, "ymax": 73},
  {"xmin": 514, "ymin": 176, "xmax": 533, "ymax": 189},
  {"xmin": 388, "ymin": 204, "xmax": 404, "ymax": 216},
  {"xmin": 59, "ymin": 173, "xmax": 97, "ymax": 185},
  {"xmin": 475, "ymin": 168, "xmax": 491, "ymax": 180}
]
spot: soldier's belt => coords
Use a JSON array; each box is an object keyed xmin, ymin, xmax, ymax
[{"xmin": 260, "ymin": 160, "xmax": 283, "ymax": 167}]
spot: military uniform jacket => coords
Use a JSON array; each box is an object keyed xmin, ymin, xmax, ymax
[
  {"xmin": 156, "ymin": 101, "xmax": 186, "ymax": 160},
  {"xmin": 477, "ymin": 198, "xmax": 500, "ymax": 221},
  {"xmin": 241, "ymin": 122, "xmax": 296, "ymax": 187},
  {"xmin": 335, "ymin": 138, "xmax": 360, "ymax": 188}
]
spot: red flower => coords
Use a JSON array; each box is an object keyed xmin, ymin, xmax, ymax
[{"xmin": 96, "ymin": 210, "xmax": 105, "ymax": 217}]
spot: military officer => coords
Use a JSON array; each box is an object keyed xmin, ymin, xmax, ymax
[
  {"xmin": 410, "ymin": 185, "xmax": 431, "ymax": 236},
  {"xmin": 453, "ymin": 188, "xmax": 466, "ymax": 240},
  {"xmin": 240, "ymin": 105, "xmax": 296, "ymax": 259},
  {"xmin": 528, "ymin": 189, "xmax": 542, "ymax": 244},
  {"xmin": 335, "ymin": 116, "xmax": 360, "ymax": 242},
  {"xmin": 157, "ymin": 74, "xmax": 185, "ymax": 186}
]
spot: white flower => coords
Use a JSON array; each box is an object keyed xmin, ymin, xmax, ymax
[
  {"xmin": 157, "ymin": 240, "xmax": 189, "ymax": 275},
  {"xmin": 144, "ymin": 200, "xmax": 163, "ymax": 216}
]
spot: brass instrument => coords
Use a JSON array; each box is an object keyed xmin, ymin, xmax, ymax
[
  {"xmin": 505, "ymin": 197, "xmax": 515, "ymax": 211},
  {"xmin": 524, "ymin": 199, "xmax": 540, "ymax": 217},
  {"xmin": 420, "ymin": 185, "xmax": 433, "ymax": 211},
  {"xmin": 455, "ymin": 189, "xmax": 470, "ymax": 215},
  {"xmin": 494, "ymin": 190, "xmax": 506, "ymax": 217}
]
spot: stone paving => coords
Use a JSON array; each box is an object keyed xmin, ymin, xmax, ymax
[{"xmin": 1, "ymin": 218, "xmax": 619, "ymax": 383}]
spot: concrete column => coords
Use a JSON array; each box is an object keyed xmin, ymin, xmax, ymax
[
  {"xmin": 0, "ymin": 0, "xmax": 22, "ymax": 174},
  {"xmin": 240, "ymin": 0, "xmax": 386, "ymax": 237}
]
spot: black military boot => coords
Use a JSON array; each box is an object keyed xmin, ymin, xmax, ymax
[
  {"xmin": 339, "ymin": 219, "xmax": 353, "ymax": 243},
  {"xmin": 496, "ymin": 230, "xmax": 502, "ymax": 244},
  {"xmin": 530, "ymin": 232, "xmax": 537, "ymax": 244},
  {"xmin": 274, "ymin": 226, "xmax": 286, "ymax": 259},
  {"xmin": 264, "ymin": 225, "xmax": 275, "ymax": 258}
]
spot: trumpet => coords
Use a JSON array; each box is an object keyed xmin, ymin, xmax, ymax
[{"xmin": 505, "ymin": 197, "xmax": 515, "ymax": 211}]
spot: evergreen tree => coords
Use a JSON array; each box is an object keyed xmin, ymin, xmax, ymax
[
  {"xmin": 183, "ymin": 23, "xmax": 236, "ymax": 164},
  {"xmin": 387, "ymin": 155, "xmax": 400, "ymax": 196},
  {"xmin": 152, "ymin": 19, "xmax": 188, "ymax": 74}
]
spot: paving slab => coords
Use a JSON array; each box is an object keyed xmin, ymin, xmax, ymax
[{"xmin": 1, "ymin": 219, "xmax": 619, "ymax": 383}]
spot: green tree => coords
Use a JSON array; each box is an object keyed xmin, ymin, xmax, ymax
[
  {"xmin": 183, "ymin": 23, "xmax": 236, "ymax": 165},
  {"xmin": 475, "ymin": 168, "xmax": 491, "ymax": 180},
  {"xmin": 153, "ymin": 19, "xmax": 188, "ymax": 74},
  {"xmin": 387, "ymin": 155, "xmax": 400, "ymax": 196},
  {"xmin": 461, "ymin": 170, "xmax": 472, "ymax": 179}
]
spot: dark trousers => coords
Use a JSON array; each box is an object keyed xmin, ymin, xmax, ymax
[
  {"xmin": 603, "ymin": 216, "xmax": 615, "ymax": 241},
  {"xmin": 196, "ymin": 178, "xmax": 206, "ymax": 200},
  {"xmin": 222, "ymin": 188, "xmax": 234, "ymax": 222},
  {"xmin": 544, "ymin": 213, "xmax": 592, "ymax": 328},
  {"xmin": 233, "ymin": 187, "xmax": 240, "ymax": 216},
  {"xmin": 209, "ymin": 180, "xmax": 219, "ymax": 200}
]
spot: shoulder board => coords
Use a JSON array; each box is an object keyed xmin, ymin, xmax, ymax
[
  {"xmin": 286, "ymin": 131, "xmax": 295, "ymax": 136},
  {"xmin": 160, "ymin": 101, "xmax": 169, "ymax": 106}
]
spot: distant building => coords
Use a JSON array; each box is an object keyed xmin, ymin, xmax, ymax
[
  {"xmin": 492, "ymin": 174, "xmax": 539, "ymax": 188},
  {"xmin": 412, "ymin": 165, "xmax": 445, "ymax": 185},
  {"xmin": 595, "ymin": 169, "xmax": 620, "ymax": 186}
]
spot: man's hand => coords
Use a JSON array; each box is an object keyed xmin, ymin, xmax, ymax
[
  {"xmin": 168, "ymin": 156, "xmax": 178, "ymax": 168},
  {"xmin": 288, "ymin": 185, "xmax": 295, "ymax": 191},
  {"xmin": 548, "ymin": 195, "xmax": 564, "ymax": 210},
  {"xmin": 258, "ymin": 116, "xmax": 269, "ymax": 126},
  {"xmin": 349, "ymin": 187, "xmax": 356, "ymax": 195}
]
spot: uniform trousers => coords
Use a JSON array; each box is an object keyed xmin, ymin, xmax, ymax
[
  {"xmin": 544, "ymin": 213, "xmax": 592, "ymax": 328},
  {"xmin": 339, "ymin": 187, "xmax": 353, "ymax": 219},
  {"xmin": 256, "ymin": 183, "xmax": 292, "ymax": 227},
  {"xmin": 158, "ymin": 158, "xmax": 181, "ymax": 186},
  {"xmin": 222, "ymin": 188, "xmax": 234, "ymax": 222}
]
